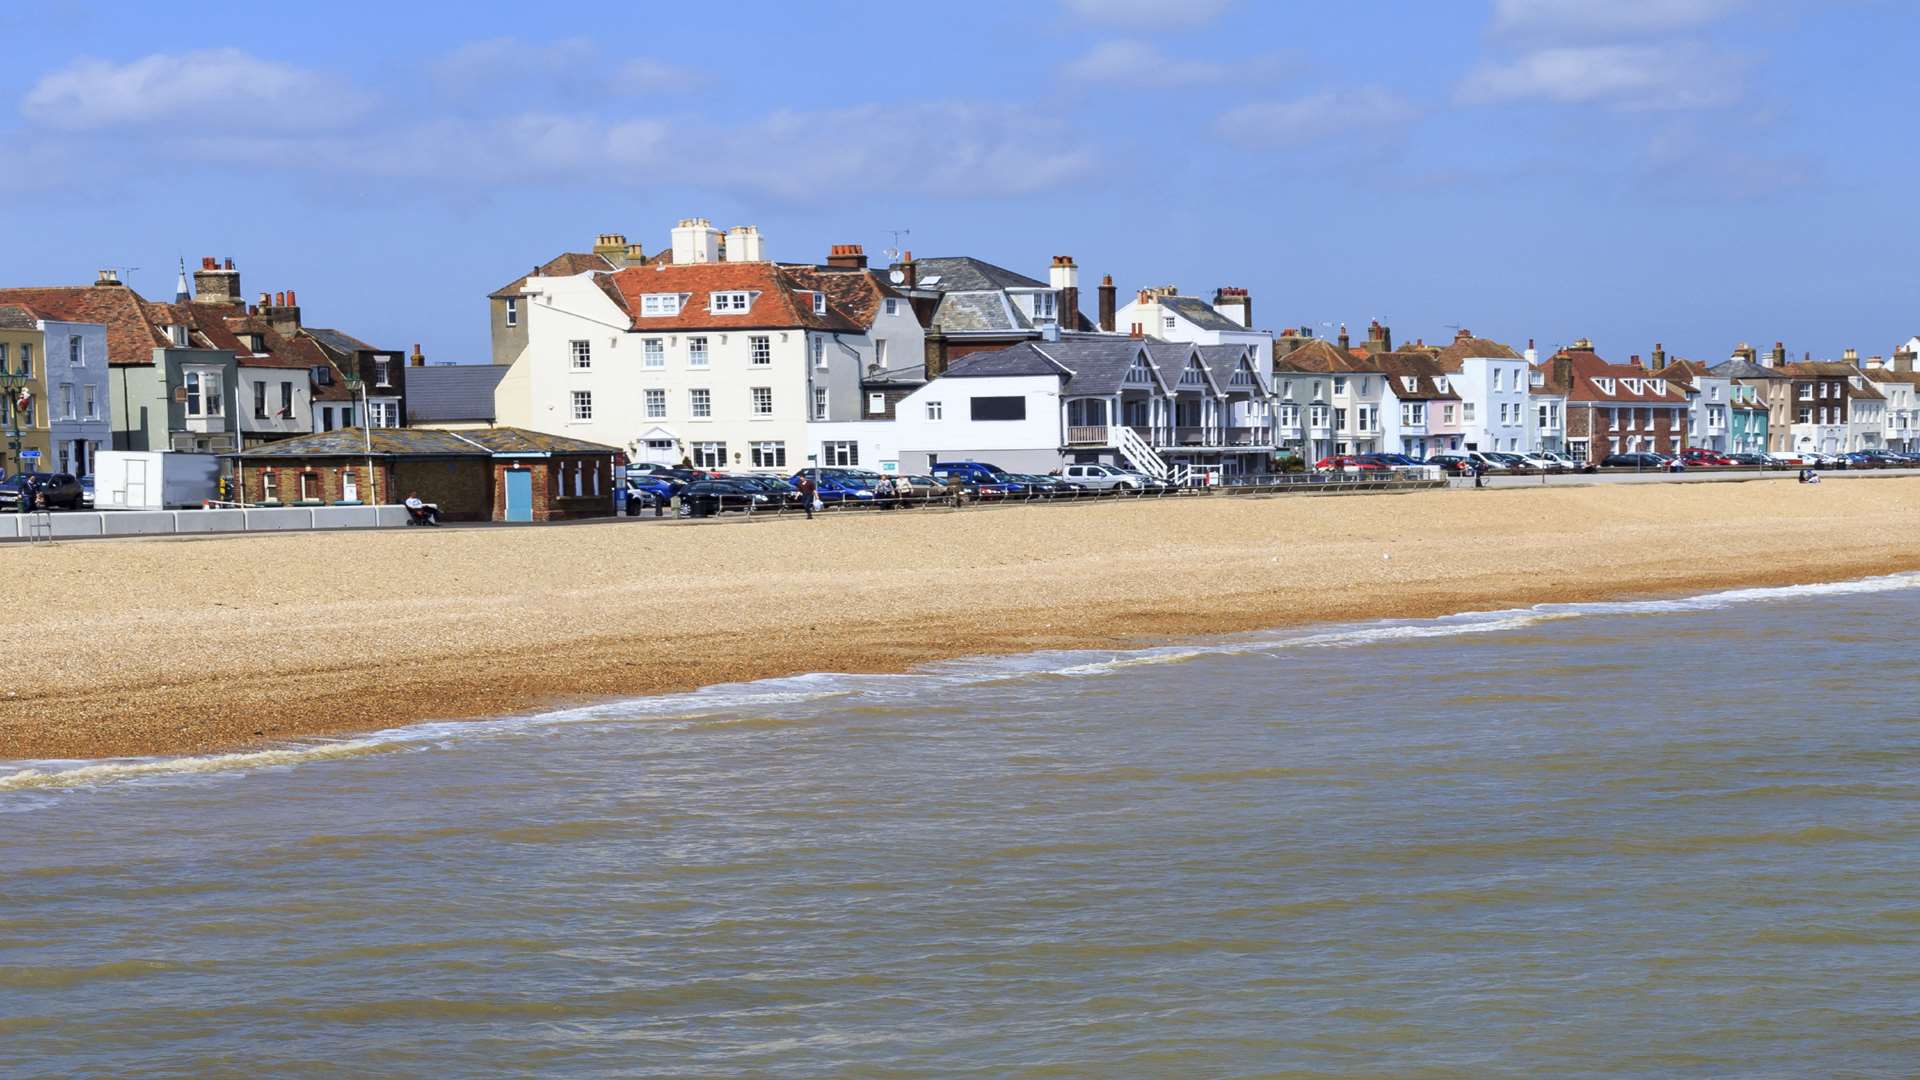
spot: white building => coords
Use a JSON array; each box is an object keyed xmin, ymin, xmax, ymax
[
  {"xmin": 1113, "ymin": 286, "xmax": 1270, "ymax": 348},
  {"xmin": 33, "ymin": 314, "xmax": 111, "ymax": 476},
  {"xmin": 1433, "ymin": 332, "xmax": 1529, "ymax": 453},
  {"xmin": 495, "ymin": 220, "xmax": 921, "ymax": 472}
]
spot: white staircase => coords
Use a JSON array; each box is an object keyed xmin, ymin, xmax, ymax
[{"xmin": 1114, "ymin": 426, "xmax": 1171, "ymax": 481}]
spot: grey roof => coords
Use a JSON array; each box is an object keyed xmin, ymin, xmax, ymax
[
  {"xmin": 944, "ymin": 337, "xmax": 1181, "ymax": 397},
  {"xmin": 407, "ymin": 364, "xmax": 507, "ymax": 422},
  {"xmin": 1143, "ymin": 340, "xmax": 1221, "ymax": 395},
  {"xmin": 903, "ymin": 256, "xmax": 1047, "ymax": 293},
  {"xmin": 933, "ymin": 291, "xmax": 1027, "ymax": 333},
  {"xmin": 1710, "ymin": 359, "xmax": 1790, "ymax": 380},
  {"xmin": 0, "ymin": 305, "xmax": 38, "ymax": 330},
  {"xmin": 942, "ymin": 344, "xmax": 1066, "ymax": 379},
  {"xmin": 304, "ymin": 327, "xmax": 378, "ymax": 358},
  {"xmin": 1162, "ymin": 296, "xmax": 1245, "ymax": 333},
  {"xmin": 1198, "ymin": 343, "xmax": 1268, "ymax": 393}
]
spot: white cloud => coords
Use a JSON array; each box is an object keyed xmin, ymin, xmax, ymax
[
  {"xmin": 1059, "ymin": 0, "xmax": 1232, "ymax": 26},
  {"xmin": 429, "ymin": 37, "xmax": 697, "ymax": 98},
  {"xmin": 1491, "ymin": 0, "xmax": 1751, "ymax": 37},
  {"xmin": 1059, "ymin": 40, "xmax": 1232, "ymax": 87},
  {"xmin": 21, "ymin": 49, "xmax": 370, "ymax": 131},
  {"xmin": 1456, "ymin": 44, "xmax": 1746, "ymax": 109},
  {"xmin": 1214, "ymin": 87, "xmax": 1416, "ymax": 146}
]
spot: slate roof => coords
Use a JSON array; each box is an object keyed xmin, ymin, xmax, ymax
[
  {"xmin": 1275, "ymin": 338, "xmax": 1371, "ymax": 374},
  {"xmin": 1161, "ymin": 295, "xmax": 1244, "ymax": 333},
  {"xmin": 942, "ymin": 338, "xmax": 1167, "ymax": 397},
  {"xmin": 233, "ymin": 425, "xmax": 615, "ymax": 459},
  {"xmin": 933, "ymin": 291, "xmax": 1027, "ymax": 333},
  {"xmin": 1198, "ymin": 343, "xmax": 1269, "ymax": 394},
  {"xmin": 1709, "ymin": 358, "xmax": 1789, "ymax": 380},
  {"xmin": 303, "ymin": 327, "xmax": 376, "ymax": 357},
  {"xmin": 0, "ymin": 304, "xmax": 39, "ymax": 330},
  {"xmin": 779, "ymin": 265, "xmax": 905, "ymax": 331},
  {"xmin": 897, "ymin": 257, "xmax": 1046, "ymax": 293},
  {"xmin": 406, "ymin": 364, "xmax": 506, "ymax": 423}
]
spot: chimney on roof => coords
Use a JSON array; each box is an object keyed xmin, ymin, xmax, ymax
[
  {"xmin": 671, "ymin": 218, "xmax": 721, "ymax": 264},
  {"xmin": 1629, "ymin": 354, "xmax": 1643, "ymax": 368},
  {"xmin": 263, "ymin": 289, "xmax": 301, "ymax": 337},
  {"xmin": 1843, "ymin": 347, "xmax": 1860, "ymax": 364},
  {"xmin": 726, "ymin": 225, "xmax": 764, "ymax": 262},
  {"xmin": 924, "ymin": 328, "xmax": 949, "ymax": 379},
  {"xmin": 1525, "ymin": 338, "xmax": 1537, "ymax": 364},
  {"xmin": 1098, "ymin": 274, "xmax": 1116, "ymax": 333},
  {"xmin": 592, "ymin": 233, "xmax": 628, "ymax": 262},
  {"xmin": 411, "ymin": 342, "xmax": 426, "ymax": 367},
  {"xmin": 1553, "ymin": 354, "xmax": 1574, "ymax": 389},
  {"xmin": 1651, "ymin": 342, "xmax": 1666, "ymax": 368},
  {"xmin": 1050, "ymin": 257, "xmax": 1079, "ymax": 329},
  {"xmin": 1769, "ymin": 341, "xmax": 1786, "ymax": 366},
  {"xmin": 827, "ymin": 243, "xmax": 868, "ymax": 270},
  {"xmin": 93, "ymin": 268, "xmax": 122, "ymax": 287},
  {"xmin": 1212, "ymin": 287, "xmax": 1251, "ymax": 329},
  {"xmin": 1338, "ymin": 323, "xmax": 1350, "ymax": 351},
  {"xmin": 1364, "ymin": 319, "xmax": 1391, "ymax": 354},
  {"xmin": 623, "ymin": 242, "xmax": 646, "ymax": 266},
  {"xmin": 899, "ymin": 251, "xmax": 917, "ymax": 289},
  {"xmin": 1130, "ymin": 323, "xmax": 1144, "ymax": 339},
  {"xmin": 192, "ymin": 257, "xmax": 242, "ymax": 310}
]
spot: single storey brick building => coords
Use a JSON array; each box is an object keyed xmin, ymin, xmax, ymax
[{"xmin": 229, "ymin": 426, "xmax": 619, "ymax": 522}]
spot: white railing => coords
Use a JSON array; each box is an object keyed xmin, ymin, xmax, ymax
[{"xmin": 1115, "ymin": 424, "xmax": 1170, "ymax": 480}]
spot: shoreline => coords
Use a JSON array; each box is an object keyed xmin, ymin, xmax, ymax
[{"xmin": 7, "ymin": 478, "xmax": 1920, "ymax": 761}]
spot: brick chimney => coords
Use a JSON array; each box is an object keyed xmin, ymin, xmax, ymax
[
  {"xmin": 924, "ymin": 328, "xmax": 949, "ymax": 378},
  {"xmin": 1769, "ymin": 341, "xmax": 1786, "ymax": 366},
  {"xmin": 263, "ymin": 288, "xmax": 301, "ymax": 338},
  {"xmin": 1049, "ymin": 257, "xmax": 1079, "ymax": 328},
  {"xmin": 592, "ymin": 233, "xmax": 629, "ymax": 262},
  {"xmin": 827, "ymin": 243, "xmax": 868, "ymax": 270},
  {"xmin": 1629, "ymin": 354, "xmax": 1643, "ymax": 368},
  {"xmin": 1651, "ymin": 342, "xmax": 1666, "ymax": 368},
  {"xmin": 1338, "ymin": 323, "xmax": 1350, "ymax": 351},
  {"xmin": 410, "ymin": 342, "xmax": 426, "ymax": 367},
  {"xmin": 1553, "ymin": 354, "xmax": 1574, "ymax": 388},
  {"xmin": 898, "ymin": 250, "xmax": 917, "ymax": 289},
  {"xmin": 1098, "ymin": 274, "xmax": 1116, "ymax": 333},
  {"xmin": 1213, "ymin": 287, "xmax": 1251, "ymax": 329},
  {"xmin": 1364, "ymin": 319, "xmax": 1392, "ymax": 354},
  {"xmin": 192, "ymin": 256, "xmax": 243, "ymax": 309}
]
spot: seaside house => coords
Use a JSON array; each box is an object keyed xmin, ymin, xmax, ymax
[
  {"xmin": 1372, "ymin": 350, "xmax": 1463, "ymax": 458},
  {"xmin": 1781, "ymin": 357, "xmax": 1855, "ymax": 455},
  {"xmin": 488, "ymin": 234, "xmax": 654, "ymax": 367},
  {"xmin": 0, "ymin": 306, "xmax": 52, "ymax": 475},
  {"xmin": 25, "ymin": 306, "xmax": 111, "ymax": 477},
  {"xmin": 1861, "ymin": 353, "xmax": 1919, "ymax": 452},
  {"xmin": 1831, "ymin": 351, "xmax": 1886, "ymax": 451},
  {"xmin": 1113, "ymin": 285, "xmax": 1270, "ymax": 348},
  {"xmin": 494, "ymin": 221, "xmax": 922, "ymax": 472},
  {"xmin": 1727, "ymin": 383, "xmax": 1771, "ymax": 453},
  {"xmin": 1650, "ymin": 350, "xmax": 1733, "ymax": 453},
  {"xmin": 1432, "ymin": 331, "xmax": 1530, "ymax": 453},
  {"xmin": 1548, "ymin": 341, "xmax": 1691, "ymax": 461},
  {"xmin": 1710, "ymin": 345, "xmax": 1794, "ymax": 453},
  {"xmin": 231, "ymin": 426, "xmax": 618, "ymax": 521},
  {"xmin": 885, "ymin": 252, "xmax": 1101, "ymax": 376}
]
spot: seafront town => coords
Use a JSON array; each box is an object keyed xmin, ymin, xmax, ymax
[{"xmin": 0, "ymin": 215, "xmax": 1917, "ymax": 528}]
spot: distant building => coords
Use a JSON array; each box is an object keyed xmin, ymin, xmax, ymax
[
  {"xmin": 1545, "ymin": 341, "xmax": 1691, "ymax": 462},
  {"xmin": 406, "ymin": 364, "xmax": 506, "ymax": 430},
  {"xmin": 0, "ymin": 305, "xmax": 53, "ymax": 474}
]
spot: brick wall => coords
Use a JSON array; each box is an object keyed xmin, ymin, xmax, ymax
[
  {"xmin": 239, "ymin": 459, "xmax": 395, "ymax": 506},
  {"xmin": 392, "ymin": 458, "xmax": 490, "ymax": 520},
  {"xmin": 488, "ymin": 456, "xmax": 614, "ymax": 521}
]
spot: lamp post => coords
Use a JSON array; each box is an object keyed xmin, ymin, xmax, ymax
[
  {"xmin": 343, "ymin": 372, "xmax": 375, "ymax": 504},
  {"xmin": 0, "ymin": 370, "xmax": 27, "ymax": 510}
]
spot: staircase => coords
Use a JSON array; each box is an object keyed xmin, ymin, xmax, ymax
[{"xmin": 1114, "ymin": 425, "xmax": 1171, "ymax": 481}]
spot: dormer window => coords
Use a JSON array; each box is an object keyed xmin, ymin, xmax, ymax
[
  {"xmin": 1528, "ymin": 370, "xmax": 1542, "ymax": 387},
  {"xmin": 1437, "ymin": 376, "xmax": 1451, "ymax": 392},
  {"xmin": 168, "ymin": 324, "xmax": 189, "ymax": 347},
  {"xmin": 1124, "ymin": 354, "xmax": 1155, "ymax": 386},
  {"xmin": 1402, "ymin": 377, "xmax": 1418, "ymax": 393},
  {"xmin": 1597, "ymin": 378, "xmax": 1615, "ymax": 394},
  {"xmin": 709, "ymin": 291, "xmax": 752, "ymax": 314},
  {"xmin": 1624, "ymin": 378, "xmax": 1641, "ymax": 394},
  {"xmin": 373, "ymin": 357, "xmax": 391, "ymax": 387},
  {"xmin": 639, "ymin": 293, "xmax": 683, "ymax": 317},
  {"xmin": 1652, "ymin": 379, "xmax": 1666, "ymax": 395},
  {"xmin": 812, "ymin": 292, "xmax": 826, "ymax": 316},
  {"xmin": 250, "ymin": 334, "xmax": 266, "ymax": 353},
  {"xmin": 1032, "ymin": 291, "xmax": 1058, "ymax": 321}
]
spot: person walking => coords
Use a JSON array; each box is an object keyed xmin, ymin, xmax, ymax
[{"xmin": 796, "ymin": 472, "xmax": 818, "ymax": 519}]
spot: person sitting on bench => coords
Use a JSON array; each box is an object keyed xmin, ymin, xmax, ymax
[{"xmin": 403, "ymin": 491, "xmax": 441, "ymax": 525}]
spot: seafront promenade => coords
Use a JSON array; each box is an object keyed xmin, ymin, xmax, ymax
[{"xmin": 5, "ymin": 477, "xmax": 1920, "ymax": 761}]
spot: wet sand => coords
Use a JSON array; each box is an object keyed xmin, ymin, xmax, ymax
[{"xmin": 5, "ymin": 477, "xmax": 1919, "ymax": 760}]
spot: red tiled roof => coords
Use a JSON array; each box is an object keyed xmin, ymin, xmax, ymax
[
  {"xmin": 490, "ymin": 252, "xmax": 617, "ymax": 299},
  {"xmin": 0, "ymin": 285, "xmax": 166, "ymax": 365},
  {"xmin": 1433, "ymin": 332, "xmax": 1523, "ymax": 372},
  {"xmin": 1556, "ymin": 350, "xmax": 1689, "ymax": 404},
  {"xmin": 1275, "ymin": 338, "xmax": 1364, "ymax": 373},
  {"xmin": 779, "ymin": 265, "xmax": 904, "ymax": 331},
  {"xmin": 1373, "ymin": 351, "xmax": 1462, "ymax": 401},
  {"xmin": 603, "ymin": 262, "xmax": 865, "ymax": 332}
]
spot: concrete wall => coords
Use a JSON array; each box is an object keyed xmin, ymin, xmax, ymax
[{"xmin": 0, "ymin": 504, "xmax": 413, "ymax": 541}]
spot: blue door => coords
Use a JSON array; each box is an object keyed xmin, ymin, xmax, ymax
[{"xmin": 504, "ymin": 469, "xmax": 533, "ymax": 522}]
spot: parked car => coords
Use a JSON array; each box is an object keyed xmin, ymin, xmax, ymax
[
  {"xmin": 1682, "ymin": 448, "xmax": 1736, "ymax": 467},
  {"xmin": 1536, "ymin": 451, "xmax": 1595, "ymax": 473},
  {"xmin": 80, "ymin": 475, "xmax": 94, "ymax": 508},
  {"xmin": 1723, "ymin": 452, "xmax": 1771, "ymax": 466},
  {"xmin": 1424, "ymin": 453, "xmax": 1481, "ymax": 476},
  {"xmin": 623, "ymin": 470, "xmax": 685, "ymax": 507},
  {"xmin": 1009, "ymin": 473, "xmax": 1077, "ymax": 499},
  {"xmin": 791, "ymin": 469, "xmax": 880, "ymax": 505},
  {"xmin": 927, "ymin": 461, "xmax": 1007, "ymax": 486},
  {"xmin": 1840, "ymin": 451, "xmax": 1884, "ymax": 469},
  {"xmin": 1059, "ymin": 462, "xmax": 1160, "ymax": 491},
  {"xmin": 1461, "ymin": 451, "xmax": 1511, "ymax": 473},
  {"xmin": 0, "ymin": 472, "xmax": 85, "ymax": 510},
  {"xmin": 1598, "ymin": 452, "xmax": 1671, "ymax": 469},
  {"xmin": 732, "ymin": 475, "xmax": 810, "ymax": 510},
  {"xmin": 1315, "ymin": 455, "xmax": 1390, "ymax": 473},
  {"xmin": 1358, "ymin": 453, "xmax": 1424, "ymax": 468}
]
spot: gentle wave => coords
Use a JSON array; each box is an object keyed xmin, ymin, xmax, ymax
[{"xmin": 8, "ymin": 571, "xmax": 1920, "ymax": 796}]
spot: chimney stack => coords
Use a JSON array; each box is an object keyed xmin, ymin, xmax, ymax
[
  {"xmin": 1129, "ymin": 323, "xmax": 1144, "ymax": 339},
  {"xmin": 924, "ymin": 328, "xmax": 949, "ymax": 379},
  {"xmin": 1651, "ymin": 342, "xmax": 1666, "ymax": 368},
  {"xmin": 411, "ymin": 343, "xmax": 426, "ymax": 367},
  {"xmin": 191, "ymin": 257, "xmax": 242, "ymax": 309},
  {"xmin": 1212, "ymin": 287, "xmax": 1251, "ymax": 329},
  {"xmin": 1098, "ymin": 274, "xmax": 1116, "ymax": 333},
  {"xmin": 1769, "ymin": 341, "xmax": 1786, "ymax": 366},
  {"xmin": 1843, "ymin": 347, "xmax": 1859, "ymax": 364},
  {"xmin": 1338, "ymin": 324, "xmax": 1350, "ymax": 351},
  {"xmin": 93, "ymin": 268, "xmax": 122, "ymax": 287},
  {"xmin": 827, "ymin": 243, "xmax": 868, "ymax": 270},
  {"xmin": 671, "ymin": 218, "xmax": 722, "ymax": 264},
  {"xmin": 726, "ymin": 225, "xmax": 764, "ymax": 262},
  {"xmin": 1553, "ymin": 354, "xmax": 1574, "ymax": 389},
  {"xmin": 264, "ymin": 289, "xmax": 301, "ymax": 337},
  {"xmin": 1364, "ymin": 319, "xmax": 1392, "ymax": 354},
  {"xmin": 623, "ymin": 243, "xmax": 646, "ymax": 266},
  {"xmin": 1526, "ymin": 338, "xmax": 1537, "ymax": 364},
  {"xmin": 1630, "ymin": 354, "xmax": 1643, "ymax": 368},
  {"xmin": 592, "ymin": 233, "xmax": 629, "ymax": 262},
  {"xmin": 1049, "ymin": 257, "xmax": 1079, "ymax": 328},
  {"xmin": 899, "ymin": 250, "xmax": 917, "ymax": 289}
]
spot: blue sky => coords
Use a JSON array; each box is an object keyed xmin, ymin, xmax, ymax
[{"xmin": 1, "ymin": 0, "xmax": 1914, "ymax": 364}]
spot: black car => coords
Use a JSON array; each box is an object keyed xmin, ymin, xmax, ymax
[
  {"xmin": 1723, "ymin": 452, "xmax": 1770, "ymax": 466},
  {"xmin": 0, "ymin": 472, "xmax": 85, "ymax": 510},
  {"xmin": 1424, "ymin": 453, "xmax": 1479, "ymax": 476},
  {"xmin": 1598, "ymin": 453, "xmax": 1669, "ymax": 469},
  {"xmin": 677, "ymin": 478, "xmax": 787, "ymax": 517}
]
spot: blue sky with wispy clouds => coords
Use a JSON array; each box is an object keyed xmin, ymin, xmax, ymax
[{"xmin": 1, "ymin": 0, "xmax": 1913, "ymax": 363}]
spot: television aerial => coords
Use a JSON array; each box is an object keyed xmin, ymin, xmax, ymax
[{"xmin": 881, "ymin": 228, "xmax": 910, "ymax": 262}]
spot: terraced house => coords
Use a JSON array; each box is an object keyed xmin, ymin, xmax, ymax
[
  {"xmin": 1546, "ymin": 342, "xmax": 1690, "ymax": 461},
  {"xmin": 0, "ymin": 305, "xmax": 52, "ymax": 475}
]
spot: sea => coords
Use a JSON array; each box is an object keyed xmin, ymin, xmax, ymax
[{"xmin": 6, "ymin": 576, "xmax": 1920, "ymax": 1078}]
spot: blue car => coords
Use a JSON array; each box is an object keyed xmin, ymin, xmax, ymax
[
  {"xmin": 790, "ymin": 469, "xmax": 878, "ymax": 504},
  {"xmin": 928, "ymin": 461, "xmax": 1016, "ymax": 498}
]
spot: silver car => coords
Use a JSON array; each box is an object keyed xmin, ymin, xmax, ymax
[{"xmin": 1060, "ymin": 463, "xmax": 1159, "ymax": 491}]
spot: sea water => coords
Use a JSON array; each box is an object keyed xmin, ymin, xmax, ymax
[{"xmin": 6, "ymin": 577, "xmax": 1920, "ymax": 1077}]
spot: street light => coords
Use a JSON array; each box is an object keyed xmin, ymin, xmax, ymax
[{"xmin": 342, "ymin": 372, "xmax": 376, "ymax": 504}]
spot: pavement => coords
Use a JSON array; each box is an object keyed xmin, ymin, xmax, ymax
[{"xmin": 1457, "ymin": 466, "xmax": 1920, "ymax": 489}]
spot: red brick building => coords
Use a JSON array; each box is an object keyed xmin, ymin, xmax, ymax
[{"xmin": 1545, "ymin": 342, "xmax": 1691, "ymax": 461}]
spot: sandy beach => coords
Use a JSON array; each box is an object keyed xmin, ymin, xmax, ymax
[{"xmin": 4, "ymin": 477, "xmax": 1919, "ymax": 761}]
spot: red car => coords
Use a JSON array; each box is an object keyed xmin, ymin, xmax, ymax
[
  {"xmin": 1315, "ymin": 455, "xmax": 1389, "ymax": 473},
  {"xmin": 1681, "ymin": 448, "xmax": 1735, "ymax": 466}
]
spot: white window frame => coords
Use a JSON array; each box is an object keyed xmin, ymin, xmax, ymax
[
  {"xmin": 688, "ymin": 336, "xmax": 709, "ymax": 367},
  {"xmin": 504, "ymin": 297, "xmax": 518, "ymax": 327},
  {"xmin": 643, "ymin": 338, "xmax": 664, "ymax": 368},
  {"xmin": 813, "ymin": 386, "xmax": 829, "ymax": 420},
  {"xmin": 751, "ymin": 386, "xmax": 774, "ymax": 416},
  {"xmin": 689, "ymin": 388, "xmax": 712, "ymax": 419},
  {"xmin": 926, "ymin": 400, "xmax": 943, "ymax": 421},
  {"xmin": 751, "ymin": 441, "xmax": 786, "ymax": 469},
  {"xmin": 691, "ymin": 441, "xmax": 727, "ymax": 468},
  {"xmin": 869, "ymin": 392, "xmax": 886, "ymax": 415},
  {"xmin": 83, "ymin": 384, "xmax": 98, "ymax": 420},
  {"xmin": 571, "ymin": 389, "xmax": 593, "ymax": 422},
  {"xmin": 812, "ymin": 292, "xmax": 827, "ymax": 316},
  {"xmin": 570, "ymin": 339, "xmax": 592, "ymax": 369},
  {"xmin": 640, "ymin": 293, "xmax": 683, "ymax": 317},
  {"xmin": 884, "ymin": 298, "xmax": 899, "ymax": 316},
  {"xmin": 644, "ymin": 388, "xmax": 666, "ymax": 419},
  {"xmin": 750, "ymin": 336, "xmax": 772, "ymax": 366},
  {"xmin": 822, "ymin": 441, "xmax": 859, "ymax": 467},
  {"xmin": 709, "ymin": 291, "xmax": 752, "ymax": 314},
  {"xmin": 68, "ymin": 335, "xmax": 83, "ymax": 367}
]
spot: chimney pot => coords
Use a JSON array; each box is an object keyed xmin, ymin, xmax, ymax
[
  {"xmin": 286, "ymin": 289, "xmax": 296, "ymax": 307},
  {"xmin": 224, "ymin": 258, "xmax": 234, "ymax": 270}
]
